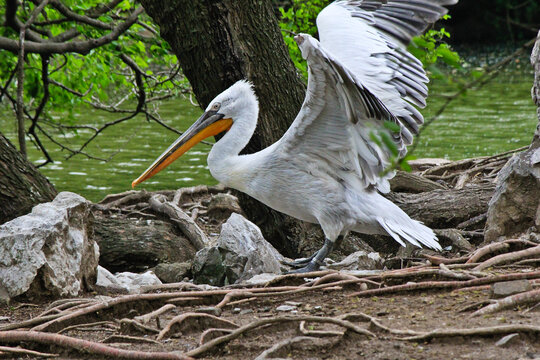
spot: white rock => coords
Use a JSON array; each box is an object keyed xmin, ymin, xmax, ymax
[
  {"xmin": 0, "ymin": 192, "xmax": 98, "ymax": 300},
  {"xmin": 95, "ymin": 266, "xmax": 129, "ymax": 294},
  {"xmin": 193, "ymin": 213, "xmax": 285, "ymax": 285},
  {"xmin": 95, "ymin": 267, "xmax": 162, "ymax": 294},
  {"xmin": 115, "ymin": 270, "xmax": 162, "ymax": 293},
  {"xmin": 242, "ymin": 273, "xmax": 280, "ymax": 285},
  {"xmin": 220, "ymin": 213, "xmax": 284, "ymax": 278},
  {"xmin": 327, "ymin": 251, "xmax": 382, "ymax": 270},
  {"xmin": 276, "ymin": 305, "xmax": 296, "ymax": 312}
]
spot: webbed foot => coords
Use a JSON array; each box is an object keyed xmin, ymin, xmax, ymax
[
  {"xmin": 286, "ymin": 261, "xmax": 321, "ymax": 273},
  {"xmin": 281, "ymin": 252, "xmax": 318, "ymax": 268}
]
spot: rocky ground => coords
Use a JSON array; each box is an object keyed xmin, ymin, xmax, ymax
[{"xmin": 1, "ymin": 151, "xmax": 540, "ymax": 359}]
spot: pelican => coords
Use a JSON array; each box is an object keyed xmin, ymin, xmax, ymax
[{"xmin": 132, "ymin": 0, "xmax": 456, "ymax": 272}]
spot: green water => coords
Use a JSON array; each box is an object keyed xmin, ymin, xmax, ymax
[
  {"xmin": 415, "ymin": 70, "xmax": 537, "ymax": 158},
  {"xmin": 1, "ymin": 70, "xmax": 537, "ymax": 202}
]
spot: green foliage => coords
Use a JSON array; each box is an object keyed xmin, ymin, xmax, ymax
[
  {"xmin": 278, "ymin": 0, "xmax": 332, "ymax": 78},
  {"xmin": 0, "ymin": 1, "xmax": 181, "ymax": 128},
  {"xmin": 408, "ymin": 17, "xmax": 462, "ymax": 80}
]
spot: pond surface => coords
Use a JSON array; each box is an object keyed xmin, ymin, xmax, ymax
[{"xmin": 0, "ymin": 69, "xmax": 537, "ymax": 202}]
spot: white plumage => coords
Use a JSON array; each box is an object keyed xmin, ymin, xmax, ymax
[{"xmin": 133, "ymin": 0, "xmax": 457, "ymax": 272}]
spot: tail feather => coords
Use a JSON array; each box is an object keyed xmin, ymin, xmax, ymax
[
  {"xmin": 345, "ymin": 187, "xmax": 441, "ymax": 251},
  {"xmin": 377, "ymin": 216, "xmax": 441, "ymax": 251}
]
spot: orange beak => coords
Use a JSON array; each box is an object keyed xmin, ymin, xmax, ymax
[{"xmin": 132, "ymin": 111, "xmax": 232, "ymax": 188}]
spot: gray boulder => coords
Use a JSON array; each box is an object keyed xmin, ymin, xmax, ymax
[
  {"xmin": 153, "ymin": 262, "xmax": 192, "ymax": 283},
  {"xmin": 484, "ymin": 35, "xmax": 540, "ymax": 243},
  {"xmin": 0, "ymin": 192, "xmax": 98, "ymax": 301},
  {"xmin": 484, "ymin": 149, "xmax": 540, "ymax": 243},
  {"xmin": 192, "ymin": 213, "xmax": 284, "ymax": 285}
]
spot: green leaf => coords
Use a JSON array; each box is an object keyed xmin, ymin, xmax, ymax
[
  {"xmin": 383, "ymin": 121, "xmax": 401, "ymax": 133},
  {"xmin": 380, "ymin": 132, "xmax": 399, "ymax": 157}
]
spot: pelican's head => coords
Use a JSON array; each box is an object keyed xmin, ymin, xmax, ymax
[{"xmin": 131, "ymin": 80, "xmax": 256, "ymax": 188}]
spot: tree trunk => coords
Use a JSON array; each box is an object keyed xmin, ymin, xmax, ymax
[
  {"xmin": 0, "ymin": 132, "xmax": 57, "ymax": 225},
  {"xmin": 484, "ymin": 31, "xmax": 540, "ymax": 243},
  {"xmin": 139, "ymin": 0, "xmax": 306, "ymax": 256}
]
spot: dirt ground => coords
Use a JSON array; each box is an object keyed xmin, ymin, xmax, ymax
[{"xmin": 1, "ymin": 267, "xmax": 539, "ymax": 360}]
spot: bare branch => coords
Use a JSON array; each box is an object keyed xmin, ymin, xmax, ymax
[
  {"xmin": 86, "ymin": 0, "xmax": 125, "ymax": 18},
  {"xmin": 65, "ymin": 112, "xmax": 139, "ymax": 160},
  {"xmin": 5, "ymin": 0, "xmax": 48, "ymax": 43},
  {"xmin": 0, "ymin": 65, "xmax": 17, "ymax": 102},
  {"xmin": 136, "ymin": 20, "xmax": 158, "ymax": 35},
  {"xmin": 37, "ymin": 123, "xmax": 111, "ymax": 162},
  {"xmin": 16, "ymin": 28, "xmax": 27, "ymax": 158},
  {"xmin": 29, "ymin": 55, "xmax": 54, "ymax": 167},
  {"xmin": 0, "ymin": 7, "xmax": 144, "ymax": 55},
  {"xmin": 47, "ymin": 28, "xmax": 80, "ymax": 43},
  {"xmin": 24, "ymin": 0, "xmax": 51, "ymax": 27},
  {"xmin": 48, "ymin": 0, "xmax": 115, "ymax": 30},
  {"xmin": 49, "ymin": 79, "xmax": 93, "ymax": 97}
]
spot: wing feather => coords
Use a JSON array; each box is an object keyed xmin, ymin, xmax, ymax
[{"xmin": 276, "ymin": 0, "xmax": 455, "ymax": 192}]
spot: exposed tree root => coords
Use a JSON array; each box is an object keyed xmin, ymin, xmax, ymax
[
  {"xmin": 198, "ymin": 328, "xmax": 234, "ymax": 346},
  {"xmin": 3, "ymin": 233, "xmax": 540, "ymax": 359},
  {"xmin": 400, "ymin": 324, "xmax": 540, "ymax": 342},
  {"xmin": 423, "ymin": 254, "xmax": 469, "ymax": 265},
  {"xmin": 215, "ymin": 291, "xmax": 256, "ymax": 309},
  {"xmin": 254, "ymin": 336, "xmax": 330, "ymax": 360},
  {"xmin": 473, "ymin": 245, "xmax": 540, "ymax": 271},
  {"xmin": 184, "ymin": 315, "xmax": 375, "ymax": 358},
  {"xmin": 337, "ymin": 313, "xmax": 420, "ymax": 336},
  {"xmin": 0, "ymin": 313, "xmax": 62, "ymax": 331},
  {"xmin": 0, "ymin": 345, "xmax": 58, "ymax": 358},
  {"xmin": 0, "ymin": 331, "xmax": 192, "ymax": 359},
  {"xmin": 471, "ymin": 289, "xmax": 540, "ymax": 317},
  {"xmin": 157, "ymin": 313, "xmax": 239, "ymax": 340},
  {"xmin": 58, "ymin": 321, "xmax": 118, "ymax": 334},
  {"xmin": 134, "ymin": 304, "xmax": 176, "ymax": 325},
  {"xmin": 102, "ymin": 334, "xmax": 164, "ymax": 345},
  {"xmin": 306, "ymin": 272, "xmax": 378, "ymax": 288},
  {"xmin": 350, "ymin": 270, "xmax": 540, "ymax": 297},
  {"xmin": 119, "ymin": 319, "xmax": 160, "ymax": 334},
  {"xmin": 299, "ymin": 320, "xmax": 344, "ymax": 337},
  {"xmin": 466, "ymin": 239, "xmax": 537, "ymax": 264}
]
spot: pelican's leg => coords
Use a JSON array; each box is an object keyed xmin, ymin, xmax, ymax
[
  {"xmin": 282, "ymin": 252, "xmax": 318, "ymax": 268},
  {"xmin": 287, "ymin": 236, "xmax": 340, "ymax": 273}
]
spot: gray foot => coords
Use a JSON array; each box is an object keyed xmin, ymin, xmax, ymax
[
  {"xmin": 283, "ymin": 236, "xmax": 339, "ymax": 274},
  {"xmin": 282, "ymin": 251, "xmax": 318, "ymax": 268},
  {"xmin": 287, "ymin": 261, "xmax": 321, "ymax": 273}
]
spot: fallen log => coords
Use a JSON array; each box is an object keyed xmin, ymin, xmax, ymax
[{"xmin": 386, "ymin": 184, "xmax": 495, "ymax": 229}]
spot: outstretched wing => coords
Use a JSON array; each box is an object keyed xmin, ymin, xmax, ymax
[{"xmin": 276, "ymin": 0, "xmax": 455, "ymax": 193}]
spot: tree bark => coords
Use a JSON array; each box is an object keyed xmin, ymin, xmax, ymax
[
  {"xmin": 387, "ymin": 184, "xmax": 494, "ymax": 229},
  {"xmin": 139, "ymin": 0, "xmax": 306, "ymax": 256},
  {"xmin": 0, "ymin": 132, "xmax": 57, "ymax": 225},
  {"xmin": 92, "ymin": 214, "xmax": 197, "ymax": 273}
]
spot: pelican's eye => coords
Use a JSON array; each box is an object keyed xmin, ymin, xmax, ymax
[{"xmin": 211, "ymin": 102, "xmax": 221, "ymax": 111}]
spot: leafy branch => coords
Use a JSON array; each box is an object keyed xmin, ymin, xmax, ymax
[{"xmin": 0, "ymin": 0, "xmax": 189, "ymax": 165}]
